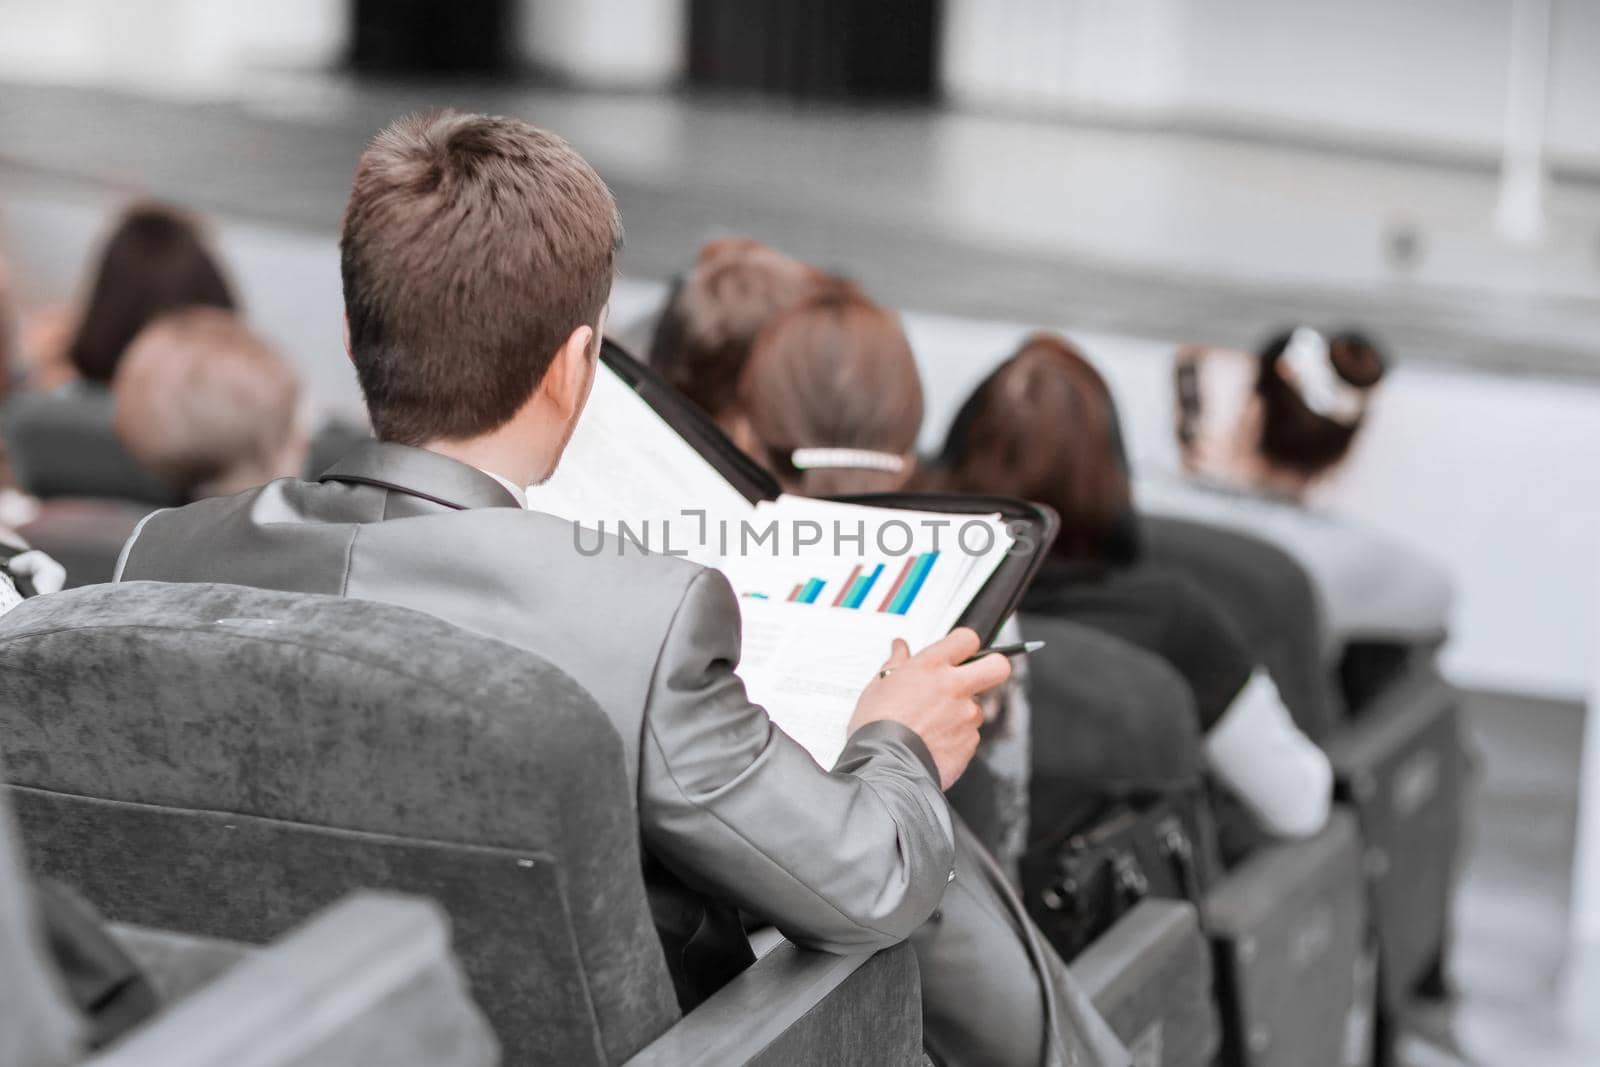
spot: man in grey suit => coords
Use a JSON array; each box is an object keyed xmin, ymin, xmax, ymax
[{"xmin": 116, "ymin": 112, "xmax": 1124, "ymax": 1067}]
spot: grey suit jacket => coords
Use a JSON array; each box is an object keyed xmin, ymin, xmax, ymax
[{"xmin": 115, "ymin": 442, "xmax": 955, "ymax": 999}]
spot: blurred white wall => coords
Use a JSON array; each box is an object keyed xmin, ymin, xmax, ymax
[
  {"xmin": 517, "ymin": 0, "xmax": 684, "ymax": 88},
  {"xmin": 942, "ymin": 0, "xmax": 1600, "ymax": 170},
  {"xmin": 0, "ymin": 0, "xmax": 689, "ymax": 93},
  {"xmin": 7, "ymin": 0, "xmax": 1595, "ymax": 173},
  {"xmin": 0, "ymin": 0, "xmax": 347, "ymax": 92}
]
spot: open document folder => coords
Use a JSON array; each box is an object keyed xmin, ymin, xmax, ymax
[{"xmin": 528, "ymin": 362, "xmax": 1014, "ymax": 767}]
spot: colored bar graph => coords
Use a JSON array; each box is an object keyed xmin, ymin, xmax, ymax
[
  {"xmin": 768, "ymin": 561, "xmax": 899, "ymax": 610},
  {"xmin": 831, "ymin": 565, "xmax": 863, "ymax": 607},
  {"xmin": 886, "ymin": 552, "xmax": 938, "ymax": 616},
  {"xmin": 877, "ymin": 557, "xmax": 916, "ymax": 613},
  {"xmin": 842, "ymin": 563, "xmax": 885, "ymax": 610}
]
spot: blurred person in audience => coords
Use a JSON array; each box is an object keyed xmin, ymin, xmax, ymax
[
  {"xmin": 0, "ymin": 250, "xmax": 17, "ymax": 487},
  {"xmin": 647, "ymin": 237, "xmax": 841, "ymax": 422},
  {"xmin": 113, "ymin": 308, "xmax": 306, "ymax": 502},
  {"xmin": 113, "ymin": 112, "xmax": 1121, "ymax": 1067},
  {"xmin": 934, "ymin": 333, "xmax": 1333, "ymax": 842},
  {"xmin": 57, "ymin": 203, "xmax": 235, "ymax": 388},
  {"xmin": 1173, "ymin": 327, "xmax": 1384, "ymax": 500},
  {"xmin": 0, "ymin": 251, "xmax": 16, "ymax": 388},
  {"xmin": 1145, "ymin": 327, "xmax": 1453, "ymax": 645},
  {"xmin": 16, "ymin": 204, "xmax": 234, "ymax": 392},
  {"xmin": 1, "ymin": 204, "xmax": 237, "ymax": 507},
  {"xmin": 732, "ymin": 287, "xmax": 1045, "ymax": 904},
  {"xmin": 730, "ymin": 289, "xmax": 922, "ymax": 497},
  {"xmin": 0, "ymin": 252, "xmax": 43, "ymax": 521}
]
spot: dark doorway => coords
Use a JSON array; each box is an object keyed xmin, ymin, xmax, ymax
[
  {"xmin": 687, "ymin": 0, "xmax": 940, "ymax": 103},
  {"xmin": 349, "ymin": 0, "xmax": 516, "ymax": 77}
]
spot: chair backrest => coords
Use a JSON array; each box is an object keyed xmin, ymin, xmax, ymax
[
  {"xmin": 0, "ymin": 582, "xmax": 681, "ymax": 1065},
  {"xmin": 1139, "ymin": 516, "xmax": 1342, "ymax": 740},
  {"xmin": 1, "ymin": 389, "xmax": 182, "ymax": 506},
  {"xmin": 0, "ymin": 744, "xmax": 84, "ymax": 1067},
  {"xmin": 1018, "ymin": 615, "xmax": 1204, "ymax": 837},
  {"xmin": 17, "ymin": 498, "xmax": 153, "ymax": 588}
]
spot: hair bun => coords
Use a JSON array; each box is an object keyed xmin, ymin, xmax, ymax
[{"xmin": 1328, "ymin": 332, "xmax": 1386, "ymax": 390}]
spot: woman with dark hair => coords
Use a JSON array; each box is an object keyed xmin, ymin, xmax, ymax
[
  {"xmin": 66, "ymin": 203, "xmax": 236, "ymax": 384},
  {"xmin": 936, "ymin": 332, "xmax": 1332, "ymax": 842},
  {"xmin": 1, "ymin": 203, "xmax": 236, "ymax": 506},
  {"xmin": 1173, "ymin": 326, "xmax": 1385, "ymax": 495},
  {"xmin": 1253, "ymin": 327, "xmax": 1385, "ymax": 481},
  {"xmin": 1152, "ymin": 327, "xmax": 1453, "ymax": 645}
]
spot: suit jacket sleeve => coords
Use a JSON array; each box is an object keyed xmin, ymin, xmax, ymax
[{"xmin": 637, "ymin": 567, "xmax": 955, "ymax": 953}]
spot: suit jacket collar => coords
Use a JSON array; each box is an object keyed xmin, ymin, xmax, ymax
[{"xmin": 320, "ymin": 440, "xmax": 522, "ymax": 512}]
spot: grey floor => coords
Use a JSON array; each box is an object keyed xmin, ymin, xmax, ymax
[
  {"xmin": 0, "ymin": 77, "xmax": 1595, "ymax": 1064},
  {"xmin": 1420, "ymin": 691, "xmax": 1593, "ymax": 1067}
]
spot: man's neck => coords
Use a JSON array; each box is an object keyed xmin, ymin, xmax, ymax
[
  {"xmin": 475, "ymin": 468, "xmax": 529, "ymax": 508},
  {"xmin": 422, "ymin": 435, "xmax": 551, "ymax": 491}
]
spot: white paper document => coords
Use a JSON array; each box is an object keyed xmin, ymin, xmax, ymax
[
  {"xmin": 528, "ymin": 366, "xmax": 752, "ymax": 566},
  {"xmin": 527, "ymin": 362, "xmax": 1015, "ymax": 767}
]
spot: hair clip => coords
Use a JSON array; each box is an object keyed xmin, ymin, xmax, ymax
[
  {"xmin": 790, "ymin": 448, "xmax": 907, "ymax": 474},
  {"xmin": 1283, "ymin": 326, "xmax": 1366, "ymax": 425}
]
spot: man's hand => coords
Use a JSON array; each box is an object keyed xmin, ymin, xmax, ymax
[{"xmin": 847, "ymin": 627, "xmax": 1012, "ymax": 791}]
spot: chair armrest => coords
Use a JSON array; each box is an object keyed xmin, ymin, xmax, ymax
[
  {"xmin": 88, "ymin": 892, "xmax": 498, "ymax": 1067},
  {"xmin": 1071, "ymin": 899, "xmax": 1219, "ymax": 1064},
  {"xmin": 106, "ymin": 922, "xmax": 253, "ymax": 1003},
  {"xmin": 626, "ymin": 939, "xmax": 922, "ymax": 1067},
  {"xmin": 1322, "ymin": 665, "xmax": 1454, "ymax": 786}
]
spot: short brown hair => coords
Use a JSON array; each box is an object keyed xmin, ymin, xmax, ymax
[
  {"xmin": 648, "ymin": 238, "xmax": 834, "ymax": 419},
  {"xmin": 934, "ymin": 333, "xmax": 1129, "ymax": 562},
  {"xmin": 340, "ymin": 111, "xmax": 620, "ymax": 445},
  {"xmin": 738, "ymin": 290, "xmax": 923, "ymax": 496},
  {"xmin": 114, "ymin": 308, "xmax": 299, "ymax": 497}
]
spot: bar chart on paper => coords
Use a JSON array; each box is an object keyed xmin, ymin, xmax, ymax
[{"xmin": 744, "ymin": 552, "xmax": 940, "ymax": 614}]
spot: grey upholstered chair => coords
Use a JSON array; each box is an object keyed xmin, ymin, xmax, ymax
[
  {"xmin": 0, "ymin": 389, "xmax": 181, "ymax": 507},
  {"xmin": 1069, "ymin": 899, "xmax": 1217, "ymax": 1067},
  {"xmin": 0, "ymin": 582, "xmax": 922, "ymax": 1066},
  {"xmin": 1145, "ymin": 516, "xmax": 1464, "ymax": 1019},
  {"xmin": 1018, "ymin": 616, "xmax": 1206, "ymax": 836},
  {"xmin": 3, "ymin": 775, "xmax": 498, "ymax": 1066},
  {"xmin": 1139, "ymin": 516, "xmax": 1343, "ymax": 741},
  {"xmin": 1203, "ymin": 810, "xmax": 1369, "ymax": 1067}
]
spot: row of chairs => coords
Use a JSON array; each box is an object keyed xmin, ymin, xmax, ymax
[
  {"xmin": 0, "ymin": 387, "xmax": 1465, "ymax": 1065},
  {"xmin": 1014, "ymin": 517, "xmax": 1464, "ymax": 1067},
  {"xmin": 0, "ymin": 567, "xmax": 1464, "ymax": 1065}
]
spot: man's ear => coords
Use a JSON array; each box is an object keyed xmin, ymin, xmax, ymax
[
  {"xmin": 544, "ymin": 323, "xmax": 596, "ymax": 420},
  {"xmin": 342, "ymin": 313, "xmax": 353, "ymax": 363}
]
